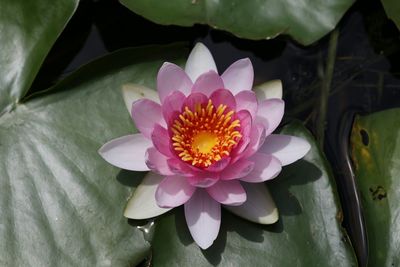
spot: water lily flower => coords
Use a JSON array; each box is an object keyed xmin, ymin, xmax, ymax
[{"xmin": 99, "ymin": 43, "xmax": 311, "ymax": 249}]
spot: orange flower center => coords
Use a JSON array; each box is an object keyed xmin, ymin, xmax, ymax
[{"xmin": 171, "ymin": 99, "xmax": 242, "ymax": 168}]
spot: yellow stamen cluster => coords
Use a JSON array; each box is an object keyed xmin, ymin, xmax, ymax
[{"xmin": 171, "ymin": 99, "xmax": 242, "ymax": 168}]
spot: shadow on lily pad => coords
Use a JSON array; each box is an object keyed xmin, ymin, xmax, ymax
[
  {"xmin": 165, "ymin": 159, "xmax": 323, "ymax": 265},
  {"xmin": 116, "ymin": 169, "xmax": 146, "ymax": 188},
  {"xmin": 200, "ymin": 159, "xmax": 322, "ymax": 265},
  {"xmin": 172, "ymin": 207, "xmax": 230, "ymax": 266},
  {"xmin": 130, "ymin": 159, "xmax": 323, "ymax": 266},
  {"xmin": 269, "ymin": 159, "xmax": 322, "ymax": 217}
]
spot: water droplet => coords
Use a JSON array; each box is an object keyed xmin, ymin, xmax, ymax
[{"xmin": 136, "ymin": 220, "xmax": 155, "ymax": 242}]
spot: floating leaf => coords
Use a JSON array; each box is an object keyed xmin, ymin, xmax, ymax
[
  {"xmin": 351, "ymin": 109, "xmax": 400, "ymax": 267},
  {"xmin": 381, "ymin": 0, "xmax": 400, "ymax": 30},
  {"xmin": 0, "ymin": 44, "xmax": 186, "ymax": 266},
  {"xmin": 0, "ymin": 0, "xmax": 79, "ymax": 115},
  {"xmin": 151, "ymin": 122, "xmax": 357, "ymax": 266},
  {"xmin": 120, "ymin": 0, "xmax": 354, "ymax": 45}
]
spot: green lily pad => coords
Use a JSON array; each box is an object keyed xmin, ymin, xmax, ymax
[
  {"xmin": 0, "ymin": 45, "xmax": 186, "ymax": 266},
  {"xmin": 381, "ymin": 0, "xmax": 400, "ymax": 30},
  {"xmin": 151, "ymin": 122, "xmax": 357, "ymax": 266},
  {"xmin": 351, "ymin": 109, "xmax": 400, "ymax": 267},
  {"xmin": 0, "ymin": 0, "xmax": 79, "ymax": 115},
  {"xmin": 120, "ymin": 0, "xmax": 354, "ymax": 45}
]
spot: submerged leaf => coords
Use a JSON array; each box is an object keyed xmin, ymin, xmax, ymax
[{"xmin": 351, "ymin": 109, "xmax": 400, "ymax": 267}]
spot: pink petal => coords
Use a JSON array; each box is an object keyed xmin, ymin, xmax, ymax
[
  {"xmin": 205, "ymin": 157, "xmax": 231, "ymax": 172},
  {"xmin": 221, "ymin": 58, "xmax": 254, "ymax": 94},
  {"xmin": 236, "ymin": 110, "xmax": 252, "ymax": 138},
  {"xmin": 183, "ymin": 92, "xmax": 208, "ymax": 111},
  {"xmin": 259, "ymin": 134, "xmax": 311, "ymax": 166},
  {"xmin": 209, "ymin": 89, "xmax": 236, "ymax": 112},
  {"xmin": 155, "ymin": 175, "xmax": 196, "ymax": 208},
  {"xmin": 131, "ymin": 99, "xmax": 165, "ymax": 139},
  {"xmin": 184, "ymin": 190, "xmax": 221, "ymax": 249},
  {"xmin": 206, "ymin": 180, "xmax": 246, "ymax": 206},
  {"xmin": 239, "ymin": 123, "xmax": 266, "ymax": 159},
  {"xmin": 240, "ymin": 153, "xmax": 281, "ymax": 183},
  {"xmin": 220, "ymin": 159, "xmax": 255, "ymax": 180},
  {"xmin": 232, "ymin": 136, "xmax": 250, "ymax": 157},
  {"xmin": 167, "ymin": 158, "xmax": 212, "ymax": 177},
  {"xmin": 157, "ymin": 62, "xmax": 193, "ymax": 102},
  {"xmin": 145, "ymin": 147, "xmax": 174, "ymax": 176},
  {"xmin": 235, "ymin": 90, "xmax": 258, "ymax": 118},
  {"xmin": 187, "ymin": 174, "xmax": 219, "ymax": 188},
  {"xmin": 167, "ymin": 158, "xmax": 194, "ymax": 176},
  {"xmin": 151, "ymin": 124, "xmax": 173, "ymax": 157},
  {"xmin": 98, "ymin": 134, "xmax": 151, "ymax": 171},
  {"xmin": 249, "ymin": 123, "xmax": 267, "ymax": 151},
  {"xmin": 256, "ymin": 99, "xmax": 285, "ymax": 135},
  {"xmin": 230, "ymin": 111, "xmax": 252, "ymax": 161},
  {"xmin": 191, "ymin": 71, "xmax": 224, "ymax": 97},
  {"xmin": 185, "ymin": 43, "xmax": 218, "ymax": 82},
  {"xmin": 162, "ymin": 91, "xmax": 185, "ymax": 124}
]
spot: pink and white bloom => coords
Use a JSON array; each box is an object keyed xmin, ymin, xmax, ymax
[{"xmin": 99, "ymin": 43, "xmax": 310, "ymax": 249}]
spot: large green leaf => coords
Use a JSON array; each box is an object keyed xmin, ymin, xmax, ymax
[
  {"xmin": 0, "ymin": 45, "xmax": 186, "ymax": 266},
  {"xmin": 351, "ymin": 109, "xmax": 400, "ymax": 267},
  {"xmin": 381, "ymin": 0, "xmax": 400, "ymax": 30},
  {"xmin": 0, "ymin": 0, "xmax": 78, "ymax": 115},
  {"xmin": 151, "ymin": 122, "xmax": 357, "ymax": 266},
  {"xmin": 120, "ymin": 0, "xmax": 354, "ymax": 45}
]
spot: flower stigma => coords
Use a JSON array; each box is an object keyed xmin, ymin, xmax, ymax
[{"xmin": 171, "ymin": 99, "xmax": 242, "ymax": 168}]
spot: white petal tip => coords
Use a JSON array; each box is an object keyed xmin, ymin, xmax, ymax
[
  {"xmin": 241, "ymin": 57, "xmax": 252, "ymax": 64},
  {"xmin": 254, "ymin": 80, "xmax": 283, "ymax": 100},
  {"xmin": 161, "ymin": 62, "xmax": 172, "ymax": 67},
  {"xmin": 286, "ymin": 137, "xmax": 312, "ymax": 165},
  {"xmin": 258, "ymin": 207, "xmax": 279, "ymax": 224},
  {"xmin": 98, "ymin": 146, "xmax": 105, "ymax": 157},
  {"xmin": 124, "ymin": 197, "xmax": 171, "ymax": 220},
  {"xmin": 124, "ymin": 197, "xmax": 169, "ymax": 220},
  {"xmin": 227, "ymin": 205, "xmax": 279, "ymax": 225},
  {"xmin": 305, "ymin": 141, "xmax": 312, "ymax": 154},
  {"xmin": 198, "ymin": 240, "xmax": 215, "ymax": 250},
  {"xmin": 97, "ymin": 146, "xmax": 117, "ymax": 166},
  {"xmin": 123, "ymin": 208, "xmax": 141, "ymax": 219},
  {"xmin": 185, "ymin": 43, "xmax": 217, "ymax": 82},
  {"xmin": 122, "ymin": 83, "xmax": 159, "ymax": 112},
  {"xmin": 123, "ymin": 172, "xmax": 171, "ymax": 219},
  {"xmin": 225, "ymin": 183, "xmax": 279, "ymax": 225},
  {"xmin": 261, "ymin": 135, "xmax": 311, "ymax": 166},
  {"xmin": 236, "ymin": 58, "xmax": 253, "ymax": 70},
  {"xmin": 193, "ymin": 42, "xmax": 208, "ymax": 51}
]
